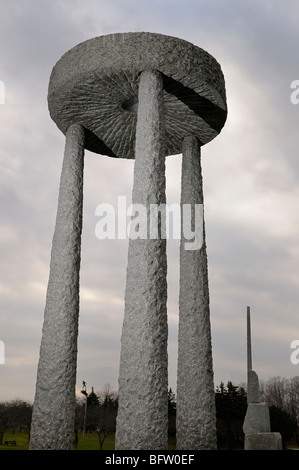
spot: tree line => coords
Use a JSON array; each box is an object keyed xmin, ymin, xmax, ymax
[
  {"xmin": 216, "ymin": 378, "xmax": 298, "ymax": 449},
  {"xmin": 0, "ymin": 377, "xmax": 298, "ymax": 449}
]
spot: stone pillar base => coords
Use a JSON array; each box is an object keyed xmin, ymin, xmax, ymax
[
  {"xmin": 245, "ymin": 432, "xmax": 282, "ymax": 450},
  {"xmin": 243, "ymin": 403, "xmax": 271, "ymax": 434}
]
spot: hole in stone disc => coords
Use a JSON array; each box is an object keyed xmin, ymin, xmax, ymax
[{"xmin": 122, "ymin": 97, "xmax": 138, "ymax": 114}]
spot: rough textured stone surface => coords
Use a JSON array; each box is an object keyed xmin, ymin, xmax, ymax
[
  {"xmin": 243, "ymin": 308, "xmax": 282, "ymax": 448},
  {"xmin": 246, "ymin": 307, "xmax": 260, "ymax": 402},
  {"xmin": 243, "ymin": 403, "xmax": 271, "ymax": 435},
  {"xmin": 115, "ymin": 71, "xmax": 168, "ymax": 450},
  {"xmin": 48, "ymin": 32, "xmax": 227, "ymax": 158},
  {"xmin": 245, "ymin": 433, "xmax": 282, "ymax": 450},
  {"xmin": 247, "ymin": 370, "xmax": 261, "ymax": 403},
  {"xmin": 38, "ymin": 33, "xmax": 228, "ymax": 450},
  {"xmin": 29, "ymin": 124, "xmax": 85, "ymax": 450},
  {"xmin": 176, "ymin": 136, "xmax": 216, "ymax": 450},
  {"xmin": 247, "ymin": 306, "xmax": 252, "ymax": 371}
]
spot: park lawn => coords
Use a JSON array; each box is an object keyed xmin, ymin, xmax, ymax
[
  {"xmin": 0, "ymin": 429, "xmax": 30, "ymax": 450},
  {"xmin": 74, "ymin": 432, "xmax": 115, "ymax": 450},
  {"xmin": 0, "ymin": 431, "xmax": 176, "ymax": 450},
  {"xmin": 74, "ymin": 434, "xmax": 176, "ymax": 450},
  {"xmin": 0, "ymin": 431, "xmax": 115, "ymax": 450}
]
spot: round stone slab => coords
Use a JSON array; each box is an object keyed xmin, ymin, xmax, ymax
[{"xmin": 48, "ymin": 32, "xmax": 227, "ymax": 158}]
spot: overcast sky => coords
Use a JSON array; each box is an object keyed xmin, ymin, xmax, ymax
[{"xmin": 1, "ymin": 0, "xmax": 299, "ymax": 403}]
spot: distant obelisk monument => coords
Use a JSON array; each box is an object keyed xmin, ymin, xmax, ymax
[
  {"xmin": 29, "ymin": 33, "xmax": 227, "ymax": 450},
  {"xmin": 243, "ymin": 306, "xmax": 282, "ymax": 450}
]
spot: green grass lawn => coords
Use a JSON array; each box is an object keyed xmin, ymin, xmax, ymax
[
  {"xmin": 0, "ymin": 430, "xmax": 176, "ymax": 450},
  {"xmin": 74, "ymin": 432, "xmax": 116, "ymax": 450},
  {"xmin": 0, "ymin": 430, "xmax": 30, "ymax": 450}
]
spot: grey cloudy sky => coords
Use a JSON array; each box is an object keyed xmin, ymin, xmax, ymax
[{"xmin": 1, "ymin": 0, "xmax": 299, "ymax": 402}]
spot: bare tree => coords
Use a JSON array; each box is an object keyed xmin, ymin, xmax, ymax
[
  {"xmin": 286, "ymin": 376, "xmax": 299, "ymax": 445},
  {"xmin": 97, "ymin": 383, "xmax": 118, "ymax": 406},
  {"xmin": 263, "ymin": 376, "xmax": 286, "ymax": 410},
  {"xmin": 96, "ymin": 425, "xmax": 107, "ymax": 450},
  {"xmin": 97, "ymin": 384, "xmax": 118, "ymax": 435}
]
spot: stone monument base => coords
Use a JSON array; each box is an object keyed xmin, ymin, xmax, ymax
[
  {"xmin": 243, "ymin": 403, "xmax": 271, "ymax": 434},
  {"xmin": 244, "ymin": 432, "xmax": 282, "ymax": 450}
]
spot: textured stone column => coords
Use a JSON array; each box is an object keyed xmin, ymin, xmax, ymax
[
  {"xmin": 176, "ymin": 135, "xmax": 217, "ymax": 450},
  {"xmin": 115, "ymin": 70, "xmax": 168, "ymax": 450},
  {"xmin": 29, "ymin": 123, "xmax": 85, "ymax": 450}
]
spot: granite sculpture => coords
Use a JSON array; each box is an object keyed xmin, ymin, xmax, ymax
[
  {"xmin": 243, "ymin": 307, "xmax": 282, "ymax": 450},
  {"xmin": 29, "ymin": 32, "xmax": 227, "ymax": 450}
]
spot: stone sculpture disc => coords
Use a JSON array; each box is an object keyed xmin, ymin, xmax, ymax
[{"xmin": 48, "ymin": 32, "xmax": 227, "ymax": 158}]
